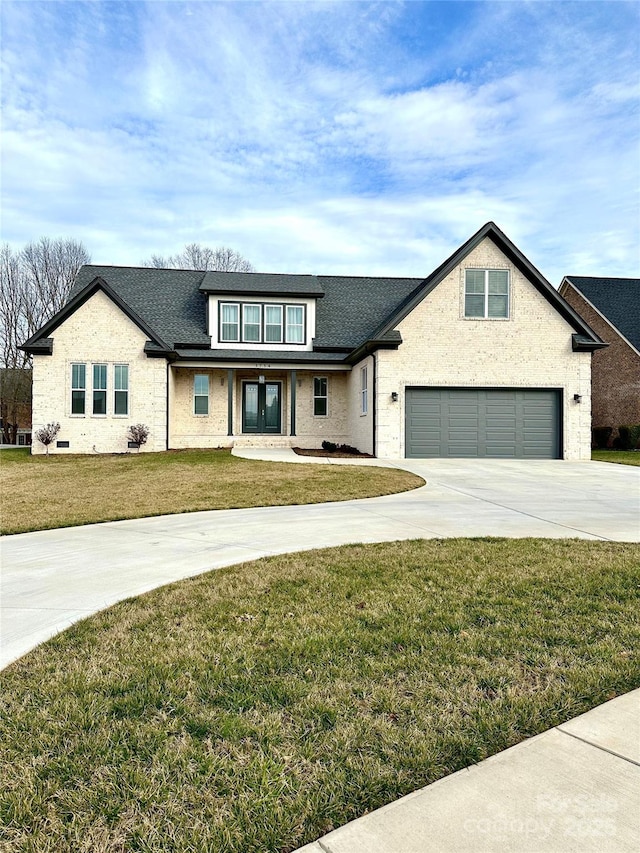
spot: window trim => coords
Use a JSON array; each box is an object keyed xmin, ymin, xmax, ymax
[
  {"xmin": 114, "ymin": 364, "xmax": 129, "ymax": 416},
  {"xmin": 194, "ymin": 373, "xmax": 209, "ymax": 416},
  {"xmin": 220, "ymin": 302, "xmax": 240, "ymax": 343},
  {"xmin": 313, "ymin": 376, "xmax": 328, "ymax": 417},
  {"xmin": 464, "ymin": 268, "xmax": 510, "ymax": 319},
  {"xmin": 92, "ymin": 363, "xmax": 107, "ymax": 416},
  {"xmin": 218, "ymin": 301, "xmax": 307, "ymax": 344},
  {"xmin": 361, "ymin": 366, "xmax": 368, "ymax": 415},
  {"xmin": 71, "ymin": 363, "xmax": 86, "ymax": 415}
]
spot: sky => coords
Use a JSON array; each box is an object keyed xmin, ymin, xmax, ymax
[{"xmin": 1, "ymin": 0, "xmax": 639, "ymax": 283}]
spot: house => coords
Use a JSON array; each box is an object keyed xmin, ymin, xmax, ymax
[
  {"xmin": 0, "ymin": 368, "xmax": 32, "ymax": 445},
  {"xmin": 21, "ymin": 222, "xmax": 605, "ymax": 459},
  {"xmin": 559, "ymin": 276, "xmax": 640, "ymax": 443}
]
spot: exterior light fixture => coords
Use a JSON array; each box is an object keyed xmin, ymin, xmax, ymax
[
  {"xmin": 391, "ymin": 391, "xmax": 399, "ymax": 402},
  {"xmin": 573, "ymin": 393, "xmax": 582, "ymax": 403},
  {"xmin": 259, "ymin": 375, "xmax": 265, "ymax": 384}
]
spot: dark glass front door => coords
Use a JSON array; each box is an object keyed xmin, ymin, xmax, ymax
[{"xmin": 242, "ymin": 382, "xmax": 281, "ymax": 434}]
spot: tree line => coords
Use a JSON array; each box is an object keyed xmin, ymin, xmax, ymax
[{"xmin": 0, "ymin": 240, "xmax": 254, "ymax": 443}]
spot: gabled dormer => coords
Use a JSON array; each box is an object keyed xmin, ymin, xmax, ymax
[{"xmin": 199, "ymin": 272, "xmax": 324, "ymax": 352}]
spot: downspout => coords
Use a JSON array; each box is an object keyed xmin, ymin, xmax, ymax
[
  {"xmin": 227, "ymin": 369, "xmax": 234, "ymax": 436},
  {"xmin": 372, "ymin": 352, "xmax": 377, "ymax": 457}
]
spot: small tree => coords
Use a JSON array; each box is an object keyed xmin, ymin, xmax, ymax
[
  {"xmin": 35, "ymin": 422, "xmax": 60, "ymax": 455},
  {"xmin": 128, "ymin": 423, "xmax": 149, "ymax": 450}
]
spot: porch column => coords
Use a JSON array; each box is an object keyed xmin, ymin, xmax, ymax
[
  {"xmin": 290, "ymin": 370, "xmax": 296, "ymax": 437},
  {"xmin": 227, "ymin": 369, "xmax": 234, "ymax": 436}
]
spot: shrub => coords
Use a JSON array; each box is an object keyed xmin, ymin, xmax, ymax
[
  {"xmin": 35, "ymin": 422, "xmax": 60, "ymax": 456},
  {"xmin": 127, "ymin": 424, "xmax": 149, "ymax": 449},
  {"xmin": 322, "ymin": 441, "xmax": 337, "ymax": 452},
  {"xmin": 617, "ymin": 424, "xmax": 640, "ymax": 450},
  {"xmin": 592, "ymin": 426, "xmax": 613, "ymax": 449},
  {"xmin": 337, "ymin": 443, "xmax": 361, "ymax": 455}
]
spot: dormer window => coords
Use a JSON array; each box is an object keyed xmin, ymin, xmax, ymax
[{"xmin": 219, "ymin": 301, "xmax": 307, "ymax": 344}]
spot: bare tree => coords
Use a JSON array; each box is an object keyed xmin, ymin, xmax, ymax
[
  {"xmin": 0, "ymin": 238, "xmax": 90, "ymax": 442},
  {"xmin": 142, "ymin": 243, "xmax": 254, "ymax": 272}
]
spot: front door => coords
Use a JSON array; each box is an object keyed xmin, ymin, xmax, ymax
[{"xmin": 242, "ymin": 381, "xmax": 281, "ymax": 434}]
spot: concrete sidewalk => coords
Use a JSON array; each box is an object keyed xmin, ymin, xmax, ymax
[{"xmin": 296, "ymin": 689, "xmax": 640, "ymax": 853}]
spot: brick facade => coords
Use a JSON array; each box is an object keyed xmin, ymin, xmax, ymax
[{"xmin": 560, "ymin": 284, "xmax": 640, "ymax": 438}]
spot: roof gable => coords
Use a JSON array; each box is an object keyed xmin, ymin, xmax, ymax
[
  {"xmin": 370, "ymin": 222, "xmax": 605, "ymax": 346},
  {"xmin": 561, "ymin": 276, "xmax": 640, "ymax": 351},
  {"xmin": 21, "ymin": 276, "xmax": 172, "ymax": 354}
]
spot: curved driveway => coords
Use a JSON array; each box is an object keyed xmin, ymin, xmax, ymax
[{"xmin": 1, "ymin": 455, "xmax": 638, "ymax": 669}]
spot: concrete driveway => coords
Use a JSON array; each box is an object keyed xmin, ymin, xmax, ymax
[{"xmin": 1, "ymin": 457, "xmax": 638, "ymax": 669}]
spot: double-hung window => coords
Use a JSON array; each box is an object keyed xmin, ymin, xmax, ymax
[
  {"xmin": 265, "ymin": 305, "xmax": 283, "ymax": 343},
  {"xmin": 194, "ymin": 374, "xmax": 209, "ymax": 415},
  {"xmin": 92, "ymin": 364, "xmax": 107, "ymax": 415},
  {"xmin": 286, "ymin": 305, "xmax": 304, "ymax": 343},
  {"xmin": 114, "ymin": 364, "xmax": 129, "ymax": 415},
  {"xmin": 242, "ymin": 304, "xmax": 261, "ymax": 342},
  {"xmin": 464, "ymin": 269, "xmax": 509, "ymax": 318},
  {"xmin": 221, "ymin": 303, "xmax": 240, "ymax": 342},
  {"xmin": 71, "ymin": 363, "xmax": 86, "ymax": 414},
  {"xmin": 313, "ymin": 377, "xmax": 328, "ymax": 416},
  {"xmin": 361, "ymin": 366, "xmax": 368, "ymax": 414}
]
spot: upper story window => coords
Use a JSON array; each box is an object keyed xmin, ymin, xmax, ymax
[
  {"xmin": 219, "ymin": 301, "xmax": 307, "ymax": 344},
  {"xmin": 464, "ymin": 269, "xmax": 509, "ymax": 319}
]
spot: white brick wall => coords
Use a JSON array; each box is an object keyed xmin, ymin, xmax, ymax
[
  {"xmin": 31, "ymin": 290, "xmax": 167, "ymax": 454},
  {"xmin": 375, "ymin": 238, "xmax": 592, "ymax": 459}
]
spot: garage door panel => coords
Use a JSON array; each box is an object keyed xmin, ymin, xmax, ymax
[{"xmin": 406, "ymin": 388, "xmax": 560, "ymax": 459}]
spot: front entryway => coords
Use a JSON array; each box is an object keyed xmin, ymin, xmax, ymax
[{"xmin": 242, "ymin": 381, "xmax": 282, "ymax": 434}]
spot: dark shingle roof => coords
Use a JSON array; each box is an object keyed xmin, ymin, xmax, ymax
[
  {"xmin": 563, "ymin": 277, "xmax": 640, "ymax": 351},
  {"xmin": 68, "ymin": 265, "xmax": 423, "ymax": 353},
  {"xmin": 200, "ymin": 271, "xmax": 324, "ymax": 297},
  {"xmin": 71, "ymin": 266, "xmax": 211, "ymax": 347}
]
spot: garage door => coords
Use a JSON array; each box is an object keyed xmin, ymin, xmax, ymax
[{"xmin": 405, "ymin": 388, "xmax": 561, "ymax": 459}]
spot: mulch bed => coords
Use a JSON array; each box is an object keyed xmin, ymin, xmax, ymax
[{"xmin": 293, "ymin": 447, "xmax": 374, "ymax": 458}]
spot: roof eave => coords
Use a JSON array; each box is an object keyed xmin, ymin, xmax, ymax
[
  {"xmin": 346, "ymin": 335, "xmax": 403, "ymax": 365},
  {"xmin": 572, "ymin": 334, "xmax": 609, "ymax": 352}
]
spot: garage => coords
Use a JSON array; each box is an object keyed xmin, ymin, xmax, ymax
[{"xmin": 405, "ymin": 388, "xmax": 561, "ymax": 459}]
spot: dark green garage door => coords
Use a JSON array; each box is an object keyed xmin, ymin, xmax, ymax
[{"xmin": 405, "ymin": 388, "xmax": 561, "ymax": 459}]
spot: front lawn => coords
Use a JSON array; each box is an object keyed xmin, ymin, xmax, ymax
[
  {"xmin": 592, "ymin": 450, "xmax": 640, "ymax": 466},
  {"xmin": 1, "ymin": 538, "xmax": 638, "ymax": 853},
  {"xmin": 0, "ymin": 448, "xmax": 422, "ymax": 535}
]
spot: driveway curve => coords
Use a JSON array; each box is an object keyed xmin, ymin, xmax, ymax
[{"xmin": 1, "ymin": 455, "xmax": 638, "ymax": 669}]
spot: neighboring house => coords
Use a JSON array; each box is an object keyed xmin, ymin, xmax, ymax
[
  {"xmin": 559, "ymin": 276, "xmax": 640, "ymax": 441},
  {"xmin": 22, "ymin": 222, "xmax": 605, "ymax": 459},
  {"xmin": 0, "ymin": 368, "xmax": 32, "ymax": 445}
]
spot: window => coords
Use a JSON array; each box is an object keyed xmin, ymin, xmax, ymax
[
  {"xmin": 265, "ymin": 305, "xmax": 283, "ymax": 343},
  {"xmin": 242, "ymin": 304, "xmax": 261, "ymax": 342},
  {"xmin": 71, "ymin": 363, "xmax": 86, "ymax": 414},
  {"xmin": 361, "ymin": 366, "xmax": 368, "ymax": 414},
  {"xmin": 92, "ymin": 364, "xmax": 107, "ymax": 415},
  {"xmin": 221, "ymin": 303, "xmax": 240, "ymax": 341},
  {"xmin": 286, "ymin": 305, "xmax": 304, "ymax": 343},
  {"xmin": 194, "ymin": 374, "xmax": 209, "ymax": 415},
  {"xmin": 218, "ymin": 301, "xmax": 306, "ymax": 343},
  {"xmin": 313, "ymin": 377, "xmax": 328, "ymax": 416},
  {"xmin": 464, "ymin": 269, "xmax": 509, "ymax": 318},
  {"xmin": 114, "ymin": 364, "xmax": 129, "ymax": 415}
]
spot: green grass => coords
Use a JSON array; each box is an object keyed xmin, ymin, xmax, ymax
[
  {"xmin": 592, "ymin": 449, "xmax": 640, "ymax": 466},
  {"xmin": 1, "ymin": 538, "xmax": 638, "ymax": 853},
  {"xmin": 0, "ymin": 448, "xmax": 422, "ymax": 535}
]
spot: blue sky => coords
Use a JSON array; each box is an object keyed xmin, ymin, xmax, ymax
[{"xmin": 2, "ymin": 0, "xmax": 639, "ymax": 282}]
